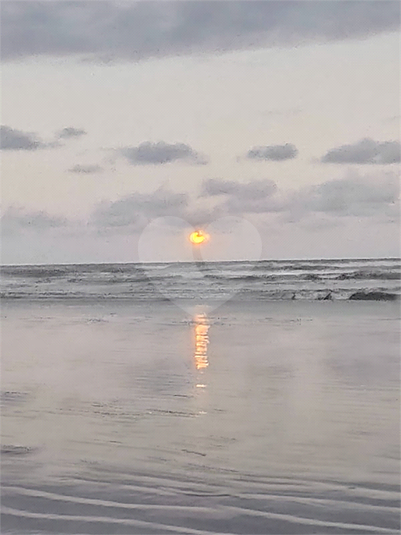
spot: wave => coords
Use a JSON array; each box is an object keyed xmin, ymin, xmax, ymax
[
  {"xmin": 335, "ymin": 271, "xmax": 401, "ymax": 281},
  {"xmin": 204, "ymin": 273, "xmax": 323, "ymax": 282},
  {"xmin": 0, "ymin": 391, "xmax": 30, "ymax": 407},
  {"xmin": 1, "ymin": 267, "xmax": 71, "ymax": 279},
  {"xmin": 0, "ymin": 292, "xmax": 172, "ymax": 302},
  {"xmin": 348, "ymin": 291, "xmax": 399, "ymax": 301},
  {"xmin": 205, "ymin": 271, "xmax": 400, "ymax": 283},
  {"xmin": 1, "ymin": 445, "xmax": 37, "ymax": 456},
  {"xmin": 66, "ymin": 275, "xmax": 153, "ymax": 284},
  {"xmin": 2, "ymin": 258, "xmax": 400, "ymax": 302},
  {"xmin": 0, "ymin": 263, "xmax": 145, "ymax": 279},
  {"xmin": 204, "ymin": 274, "xmax": 265, "ymax": 282},
  {"xmin": 2, "ymin": 288, "xmax": 400, "ymax": 302},
  {"xmin": 2, "ymin": 470, "xmax": 400, "ymax": 534}
]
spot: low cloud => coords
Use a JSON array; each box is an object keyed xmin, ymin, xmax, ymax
[
  {"xmin": 200, "ymin": 178, "xmax": 282, "ymax": 215},
  {"xmin": 1, "ymin": 125, "xmax": 88, "ymax": 151},
  {"xmin": 321, "ymin": 138, "xmax": 401, "ymax": 165},
  {"xmin": 90, "ymin": 186, "xmax": 223, "ymax": 231},
  {"xmin": 119, "ymin": 142, "xmax": 207, "ymax": 166},
  {"xmin": 69, "ymin": 164, "xmax": 103, "ymax": 174},
  {"xmin": 285, "ymin": 172, "xmax": 400, "ymax": 220},
  {"xmin": 200, "ymin": 173, "xmax": 399, "ymax": 221},
  {"xmin": 246, "ymin": 143, "xmax": 298, "ymax": 162},
  {"xmin": 4, "ymin": 173, "xmax": 397, "ymax": 239},
  {"xmin": 0, "ymin": 125, "xmax": 47, "ymax": 151},
  {"xmin": 201, "ymin": 178, "xmax": 277, "ymax": 201},
  {"xmin": 2, "ymin": 2, "xmax": 399, "ymax": 62},
  {"xmin": 1, "ymin": 207, "xmax": 67, "ymax": 234},
  {"xmin": 91, "ymin": 188, "xmax": 189, "ymax": 229},
  {"xmin": 92, "ymin": 173, "xmax": 398, "ymax": 232},
  {"xmin": 57, "ymin": 127, "xmax": 87, "ymax": 139}
]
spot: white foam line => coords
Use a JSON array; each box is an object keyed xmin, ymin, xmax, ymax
[
  {"xmin": 0, "ymin": 507, "xmax": 232, "ymax": 535},
  {"xmin": 60, "ymin": 477, "xmax": 179, "ymax": 497},
  {"xmin": 81, "ymin": 473, "xmax": 227, "ymax": 496},
  {"xmin": 6, "ymin": 484, "xmax": 398, "ymax": 515},
  {"xmin": 229, "ymin": 480, "xmax": 400, "ymax": 503},
  {"xmin": 2, "ymin": 488, "xmax": 397, "ymax": 533},
  {"xmin": 90, "ymin": 469, "xmax": 312, "ymax": 495},
  {"xmin": 223, "ymin": 505, "xmax": 396, "ymax": 533},
  {"xmin": 96, "ymin": 468, "xmax": 398, "ymax": 499},
  {"xmin": 233, "ymin": 492, "xmax": 400, "ymax": 512},
  {"xmin": 77, "ymin": 471, "xmax": 219, "ymax": 491},
  {"xmin": 2, "ymin": 486, "xmax": 215, "ymax": 513}
]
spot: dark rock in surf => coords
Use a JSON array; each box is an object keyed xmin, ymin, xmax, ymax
[
  {"xmin": 348, "ymin": 291, "xmax": 398, "ymax": 301},
  {"xmin": 323, "ymin": 292, "xmax": 333, "ymax": 300}
]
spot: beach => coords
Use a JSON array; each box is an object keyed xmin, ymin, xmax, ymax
[
  {"xmin": 1, "ymin": 280, "xmax": 400, "ymax": 533},
  {"xmin": 3, "ymin": 2, "xmax": 400, "ymax": 531}
]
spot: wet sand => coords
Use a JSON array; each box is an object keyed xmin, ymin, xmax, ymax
[{"xmin": 1, "ymin": 300, "xmax": 400, "ymax": 533}]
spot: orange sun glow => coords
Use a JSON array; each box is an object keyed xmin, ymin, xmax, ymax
[{"xmin": 189, "ymin": 230, "xmax": 209, "ymax": 245}]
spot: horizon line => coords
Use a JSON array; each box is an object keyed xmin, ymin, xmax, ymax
[{"xmin": 1, "ymin": 256, "xmax": 400, "ymax": 268}]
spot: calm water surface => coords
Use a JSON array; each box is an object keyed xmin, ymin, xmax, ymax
[{"xmin": 1, "ymin": 298, "xmax": 400, "ymax": 534}]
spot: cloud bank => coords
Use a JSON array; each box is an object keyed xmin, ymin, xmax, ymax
[
  {"xmin": 1, "ymin": 207, "xmax": 67, "ymax": 234},
  {"xmin": 200, "ymin": 173, "xmax": 399, "ymax": 220},
  {"xmin": 321, "ymin": 138, "xmax": 401, "ymax": 165},
  {"xmin": 4, "ymin": 173, "xmax": 398, "ymax": 237},
  {"xmin": 286, "ymin": 173, "xmax": 399, "ymax": 219},
  {"xmin": 1, "ymin": 125, "xmax": 88, "ymax": 151},
  {"xmin": 85, "ymin": 172, "xmax": 399, "ymax": 234},
  {"xmin": 2, "ymin": 1, "xmax": 399, "ymax": 62},
  {"xmin": 91, "ymin": 188, "xmax": 189, "ymax": 229},
  {"xmin": 0, "ymin": 125, "xmax": 47, "ymax": 151}
]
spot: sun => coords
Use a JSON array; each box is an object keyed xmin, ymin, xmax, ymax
[{"xmin": 189, "ymin": 230, "xmax": 209, "ymax": 245}]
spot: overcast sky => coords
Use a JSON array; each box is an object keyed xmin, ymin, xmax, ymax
[{"xmin": 1, "ymin": 1, "xmax": 400, "ymax": 264}]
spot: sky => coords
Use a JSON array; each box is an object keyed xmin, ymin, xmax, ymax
[{"xmin": 1, "ymin": 1, "xmax": 400, "ymax": 264}]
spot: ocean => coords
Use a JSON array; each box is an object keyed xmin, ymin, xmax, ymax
[
  {"xmin": 1, "ymin": 258, "xmax": 400, "ymax": 534},
  {"xmin": 1, "ymin": 257, "xmax": 400, "ymax": 303}
]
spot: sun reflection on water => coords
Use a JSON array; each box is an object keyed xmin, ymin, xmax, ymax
[{"xmin": 194, "ymin": 313, "xmax": 209, "ymax": 371}]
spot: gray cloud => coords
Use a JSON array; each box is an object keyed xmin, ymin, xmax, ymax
[
  {"xmin": 246, "ymin": 144, "xmax": 298, "ymax": 162},
  {"xmin": 57, "ymin": 127, "xmax": 87, "ymax": 139},
  {"xmin": 200, "ymin": 173, "xmax": 399, "ymax": 220},
  {"xmin": 69, "ymin": 164, "xmax": 103, "ymax": 174},
  {"xmin": 92, "ymin": 173, "xmax": 398, "ymax": 232},
  {"xmin": 321, "ymin": 138, "xmax": 401, "ymax": 165},
  {"xmin": 314, "ymin": 174, "xmax": 397, "ymax": 213},
  {"xmin": 0, "ymin": 125, "xmax": 47, "ymax": 150},
  {"xmin": 200, "ymin": 178, "xmax": 282, "ymax": 215},
  {"xmin": 2, "ymin": 1, "xmax": 399, "ymax": 62},
  {"xmin": 1, "ymin": 125, "xmax": 88, "ymax": 151},
  {"xmin": 284, "ymin": 173, "xmax": 400, "ymax": 220},
  {"xmin": 1, "ymin": 207, "xmax": 67, "ymax": 234},
  {"xmin": 5, "ymin": 172, "xmax": 398, "ymax": 238},
  {"xmin": 90, "ymin": 186, "xmax": 224, "ymax": 231},
  {"xmin": 91, "ymin": 188, "xmax": 189, "ymax": 229},
  {"xmin": 119, "ymin": 142, "xmax": 207, "ymax": 166},
  {"xmin": 201, "ymin": 178, "xmax": 277, "ymax": 200}
]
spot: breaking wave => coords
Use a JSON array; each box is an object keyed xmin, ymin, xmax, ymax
[
  {"xmin": 335, "ymin": 271, "xmax": 400, "ymax": 281},
  {"xmin": 1, "ymin": 259, "xmax": 400, "ymax": 302}
]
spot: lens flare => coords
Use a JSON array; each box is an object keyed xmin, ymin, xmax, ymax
[{"xmin": 189, "ymin": 230, "xmax": 209, "ymax": 245}]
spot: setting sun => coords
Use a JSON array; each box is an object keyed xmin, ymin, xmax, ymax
[{"xmin": 189, "ymin": 230, "xmax": 209, "ymax": 245}]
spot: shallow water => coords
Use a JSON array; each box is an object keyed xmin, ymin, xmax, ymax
[{"xmin": 1, "ymin": 299, "xmax": 400, "ymax": 533}]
